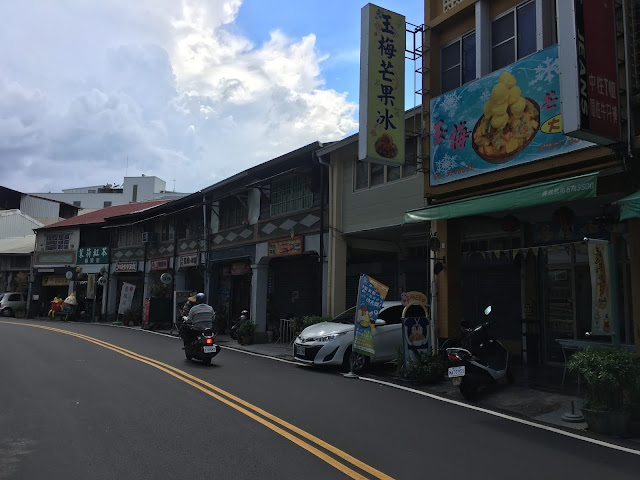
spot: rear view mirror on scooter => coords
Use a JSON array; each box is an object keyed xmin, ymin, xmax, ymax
[{"xmin": 484, "ymin": 306, "xmax": 492, "ymax": 316}]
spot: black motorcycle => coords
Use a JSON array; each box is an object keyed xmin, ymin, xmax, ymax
[
  {"xmin": 230, "ymin": 310, "xmax": 250, "ymax": 340},
  {"xmin": 179, "ymin": 317, "xmax": 220, "ymax": 365}
]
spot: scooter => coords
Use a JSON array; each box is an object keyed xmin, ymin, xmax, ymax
[
  {"xmin": 445, "ymin": 306, "xmax": 512, "ymax": 400},
  {"xmin": 179, "ymin": 316, "xmax": 220, "ymax": 365},
  {"xmin": 229, "ymin": 310, "xmax": 249, "ymax": 340}
]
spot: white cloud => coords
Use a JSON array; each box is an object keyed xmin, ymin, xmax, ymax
[{"xmin": 0, "ymin": 0, "xmax": 357, "ymax": 193}]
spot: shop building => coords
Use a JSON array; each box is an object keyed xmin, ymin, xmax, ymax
[{"xmin": 403, "ymin": 0, "xmax": 640, "ymax": 371}]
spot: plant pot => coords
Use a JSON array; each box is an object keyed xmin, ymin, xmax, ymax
[
  {"xmin": 239, "ymin": 336, "xmax": 253, "ymax": 345},
  {"xmin": 581, "ymin": 408, "xmax": 631, "ymax": 436}
]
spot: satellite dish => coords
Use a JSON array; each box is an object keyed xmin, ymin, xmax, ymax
[
  {"xmin": 97, "ymin": 276, "xmax": 107, "ymax": 286},
  {"xmin": 65, "ymin": 271, "xmax": 73, "ymax": 280},
  {"xmin": 160, "ymin": 273, "xmax": 173, "ymax": 285}
]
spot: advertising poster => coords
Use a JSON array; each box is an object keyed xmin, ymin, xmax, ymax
[
  {"xmin": 118, "ymin": 282, "xmax": 136, "ymax": 315},
  {"xmin": 430, "ymin": 45, "xmax": 593, "ymax": 186},
  {"xmin": 400, "ymin": 291, "xmax": 431, "ymax": 369},
  {"xmin": 353, "ymin": 275, "xmax": 389, "ymax": 356},
  {"xmin": 588, "ymin": 243, "xmax": 612, "ymax": 335},
  {"xmin": 359, "ymin": 4, "xmax": 405, "ymax": 166}
]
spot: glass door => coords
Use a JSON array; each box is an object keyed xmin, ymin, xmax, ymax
[{"xmin": 544, "ymin": 267, "xmax": 574, "ymax": 362}]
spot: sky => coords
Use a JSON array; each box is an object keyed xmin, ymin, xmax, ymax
[{"xmin": 0, "ymin": 1, "xmax": 424, "ymax": 194}]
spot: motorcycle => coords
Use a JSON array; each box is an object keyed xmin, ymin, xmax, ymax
[
  {"xmin": 179, "ymin": 316, "xmax": 220, "ymax": 365},
  {"xmin": 445, "ymin": 306, "xmax": 512, "ymax": 400},
  {"xmin": 229, "ymin": 310, "xmax": 250, "ymax": 340}
]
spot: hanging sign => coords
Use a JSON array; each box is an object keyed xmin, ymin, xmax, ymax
[
  {"xmin": 77, "ymin": 247, "xmax": 110, "ymax": 265},
  {"xmin": 359, "ymin": 4, "xmax": 406, "ymax": 166},
  {"xmin": 150, "ymin": 258, "xmax": 169, "ymax": 271},
  {"xmin": 557, "ymin": 0, "xmax": 620, "ymax": 144},
  {"xmin": 268, "ymin": 236, "xmax": 303, "ymax": 257},
  {"xmin": 353, "ymin": 274, "xmax": 389, "ymax": 357},
  {"xmin": 115, "ymin": 261, "xmax": 138, "ymax": 272},
  {"xmin": 179, "ymin": 254, "xmax": 198, "ymax": 268},
  {"xmin": 87, "ymin": 274, "xmax": 96, "ymax": 300},
  {"xmin": 588, "ymin": 243, "xmax": 612, "ymax": 335}
]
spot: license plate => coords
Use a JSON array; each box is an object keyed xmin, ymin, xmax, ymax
[
  {"xmin": 448, "ymin": 366, "xmax": 465, "ymax": 378},
  {"xmin": 295, "ymin": 345, "xmax": 305, "ymax": 356},
  {"xmin": 203, "ymin": 345, "xmax": 217, "ymax": 353}
]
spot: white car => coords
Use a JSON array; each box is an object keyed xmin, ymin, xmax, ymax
[
  {"xmin": 293, "ymin": 301, "xmax": 406, "ymax": 373},
  {"xmin": 0, "ymin": 292, "xmax": 27, "ymax": 317}
]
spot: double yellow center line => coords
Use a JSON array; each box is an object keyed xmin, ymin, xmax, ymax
[{"xmin": 1, "ymin": 321, "xmax": 394, "ymax": 480}]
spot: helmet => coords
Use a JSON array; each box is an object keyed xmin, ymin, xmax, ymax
[{"xmin": 195, "ymin": 293, "xmax": 206, "ymax": 304}]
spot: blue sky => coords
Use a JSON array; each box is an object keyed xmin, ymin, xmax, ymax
[{"xmin": 0, "ymin": 1, "xmax": 424, "ymax": 193}]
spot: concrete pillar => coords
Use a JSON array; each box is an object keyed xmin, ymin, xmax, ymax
[
  {"xmin": 174, "ymin": 270, "xmax": 186, "ymax": 291},
  {"xmin": 628, "ymin": 219, "xmax": 640, "ymax": 353},
  {"xmin": 251, "ymin": 263, "xmax": 269, "ymax": 343},
  {"xmin": 434, "ymin": 218, "xmax": 461, "ymax": 339},
  {"xmin": 327, "ymin": 156, "xmax": 347, "ymax": 317},
  {"xmin": 107, "ymin": 273, "xmax": 119, "ymax": 321},
  {"xmin": 322, "ymin": 250, "xmax": 329, "ymax": 317}
]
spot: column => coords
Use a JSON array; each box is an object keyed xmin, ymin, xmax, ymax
[
  {"xmin": 251, "ymin": 263, "xmax": 269, "ymax": 343},
  {"xmin": 434, "ymin": 218, "xmax": 461, "ymax": 340},
  {"xmin": 628, "ymin": 219, "xmax": 640, "ymax": 353}
]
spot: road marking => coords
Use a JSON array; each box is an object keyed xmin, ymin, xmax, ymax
[
  {"xmin": 1, "ymin": 321, "xmax": 394, "ymax": 480},
  {"xmin": 358, "ymin": 377, "xmax": 640, "ymax": 456}
]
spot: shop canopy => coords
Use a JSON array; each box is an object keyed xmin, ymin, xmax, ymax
[
  {"xmin": 404, "ymin": 172, "xmax": 599, "ymax": 224},
  {"xmin": 618, "ymin": 190, "xmax": 640, "ymax": 221}
]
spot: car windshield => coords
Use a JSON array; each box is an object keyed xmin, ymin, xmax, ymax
[
  {"xmin": 332, "ymin": 306, "xmax": 356, "ymax": 324},
  {"xmin": 0, "ymin": 294, "xmax": 3, "ymax": 302}
]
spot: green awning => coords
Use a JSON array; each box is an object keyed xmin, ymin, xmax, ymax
[
  {"xmin": 404, "ymin": 172, "xmax": 599, "ymax": 223},
  {"xmin": 619, "ymin": 190, "xmax": 640, "ymax": 221}
]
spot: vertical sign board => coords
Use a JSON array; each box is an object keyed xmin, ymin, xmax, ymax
[
  {"xmin": 353, "ymin": 274, "xmax": 389, "ymax": 356},
  {"xmin": 558, "ymin": 0, "xmax": 621, "ymax": 144},
  {"xmin": 87, "ymin": 274, "xmax": 96, "ymax": 300},
  {"xmin": 359, "ymin": 4, "xmax": 405, "ymax": 166}
]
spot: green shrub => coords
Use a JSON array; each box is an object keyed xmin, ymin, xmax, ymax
[
  {"xmin": 568, "ymin": 347, "xmax": 640, "ymax": 411},
  {"xmin": 391, "ymin": 346, "xmax": 405, "ymax": 377},
  {"xmin": 406, "ymin": 352, "xmax": 446, "ymax": 385},
  {"xmin": 237, "ymin": 319, "xmax": 256, "ymax": 338}
]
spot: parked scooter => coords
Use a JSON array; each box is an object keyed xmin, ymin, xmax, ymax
[
  {"xmin": 179, "ymin": 316, "xmax": 220, "ymax": 365},
  {"xmin": 446, "ymin": 306, "xmax": 512, "ymax": 400},
  {"xmin": 229, "ymin": 310, "xmax": 250, "ymax": 340}
]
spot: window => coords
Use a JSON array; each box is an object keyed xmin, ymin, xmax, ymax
[
  {"xmin": 8, "ymin": 293, "xmax": 21, "ymax": 301},
  {"xmin": 220, "ymin": 195, "xmax": 248, "ymax": 229},
  {"xmin": 160, "ymin": 220, "xmax": 175, "ymax": 241},
  {"xmin": 441, "ymin": 31, "xmax": 476, "ymax": 93},
  {"xmin": 117, "ymin": 227, "xmax": 142, "ymax": 247},
  {"xmin": 88, "ymin": 190, "xmax": 96, "ymax": 193},
  {"xmin": 491, "ymin": 1, "xmax": 536, "ymax": 71},
  {"xmin": 73, "ymin": 201, "xmax": 81, "ymax": 207},
  {"xmin": 45, "ymin": 233, "xmax": 70, "ymax": 251},
  {"xmin": 103, "ymin": 201, "xmax": 112, "ymax": 208},
  {"xmin": 354, "ymin": 136, "xmax": 419, "ymax": 190},
  {"xmin": 270, "ymin": 175, "xmax": 313, "ymax": 217},
  {"xmin": 132, "ymin": 184, "xmax": 138, "ymax": 202}
]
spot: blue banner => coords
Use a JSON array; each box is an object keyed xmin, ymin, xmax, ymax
[
  {"xmin": 353, "ymin": 274, "xmax": 389, "ymax": 357},
  {"xmin": 430, "ymin": 45, "xmax": 594, "ymax": 185}
]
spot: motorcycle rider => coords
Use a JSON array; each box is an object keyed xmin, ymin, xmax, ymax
[{"xmin": 180, "ymin": 293, "xmax": 216, "ymax": 344}]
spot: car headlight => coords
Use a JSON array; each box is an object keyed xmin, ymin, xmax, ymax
[{"xmin": 318, "ymin": 332, "xmax": 348, "ymax": 342}]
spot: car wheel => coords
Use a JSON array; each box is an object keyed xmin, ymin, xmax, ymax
[
  {"xmin": 1, "ymin": 308, "xmax": 12, "ymax": 317},
  {"xmin": 350, "ymin": 350, "xmax": 370, "ymax": 374}
]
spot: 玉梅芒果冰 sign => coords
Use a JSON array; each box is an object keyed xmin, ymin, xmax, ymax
[
  {"xmin": 353, "ymin": 275, "xmax": 389, "ymax": 357},
  {"xmin": 359, "ymin": 4, "xmax": 405, "ymax": 166},
  {"xmin": 430, "ymin": 45, "xmax": 593, "ymax": 186},
  {"xmin": 557, "ymin": 0, "xmax": 620, "ymax": 144},
  {"xmin": 77, "ymin": 246, "xmax": 109, "ymax": 265}
]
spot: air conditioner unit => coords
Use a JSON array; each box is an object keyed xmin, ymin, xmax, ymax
[{"xmin": 142, "ymin": 232, "xmax": 157, "ymax": 243}]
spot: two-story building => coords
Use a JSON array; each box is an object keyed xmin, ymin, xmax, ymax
[{"xmin": 403, "ymin": 0, "xmax": 640, "ymax": 370}]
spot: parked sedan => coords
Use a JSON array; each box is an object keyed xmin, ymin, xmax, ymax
[
  {"xmin": 0, "ymin": 292, "xmax": 27, "ymax": 317},
  {"xmin": 293, "ymin": 301, "xmax": 405, "ymax": 373}
]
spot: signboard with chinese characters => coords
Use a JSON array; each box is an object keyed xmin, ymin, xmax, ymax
[
  {"xmin": 35, "ymin": 251, "xmax": 76, "ymax": 265},
  {"xmin": 42, "ymin": 275, "xmax": 70, "ymax": 287},
  {"xmin": 118, "ymin": 282, "xmax": 136, "ymax": 315},
  {"xmin": 87, "ymin": 274, "xmax": 96, "ymax": 299},
  {"xmin": 150, "ymin": 258, "xmax": 169, "ymax": 271},
  {"xmin": 179, "ymin": 254, "xmax": 198, "ymax": 269},
  {"xmin": 430, "ymin": 46, "xmax": 593, "ymax": 186},
  {"xmin": 558, "ymin": 0, "xmax": 620, "ymax": 144},
  {"xmin": 115, "ymin": 261, "xmax": 138, "ymax": 272},
  {"xmin": 268, "ymin": 236, "xmax": 303, "ymax": 257},
  {"xmin": 359, "ymin": 4, "xmax": 405, "ymax": 166},
  {"xmin": 353, "ymin": 274, "xmax": 389, "ymax": 357},
  {"xmin": 588, "ymin": 243, "xmax": 613, "ymax": 335},
  {"xmin": 77, "ymin": 246, "xmax": 109, "ymax": 265}
]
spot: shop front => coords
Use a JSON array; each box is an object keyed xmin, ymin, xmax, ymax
[{"xmin": 111, "ymin": 260, "xmax": 144, "ymax": 321}]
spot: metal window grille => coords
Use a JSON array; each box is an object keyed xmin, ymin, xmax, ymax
[
  {"xmin": 270, "ymin": 175, "xmax": 313, "ymax": 217},
  {"xmin": 45, "ymin": 234, "xmax": 70, "ymax": 251},
  {"xmin": 220, "ymin": 196, "xmax": 248, "ymax": 228}
]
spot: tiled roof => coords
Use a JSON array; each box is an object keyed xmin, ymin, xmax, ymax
[{"xmin": 38, "ymin": 200, "xmax": 170, "ymax": 230}]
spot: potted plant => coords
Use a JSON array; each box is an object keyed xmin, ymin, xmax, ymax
[
  {"xmin": 568, "ymin": 346, "xmax": 640, "ymax": 436},
  {"xmin": 237, "ymin": 318, "xmax": 256, "ymax": 345}
]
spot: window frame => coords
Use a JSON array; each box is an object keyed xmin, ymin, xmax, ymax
[
  {"xmin": 45, "ymin": 233, "xmax": 71, "ymax": 251},
  {"xmin": 490, "ymin": 0, "xmax": 536, "ymax": 72},
  {"xmin": 220, "ymin": 194, "xmax": 249, "ymax": 229},
  {"xmin": 440, "ymin": 30, "xmax": 476, "ymax": 94},
  {"xmin": 354, "ymin": 136, "xmax": 420, "ymax": 191},
  {"xmin": 269, "ymin": 174, "xmax": 313, "ymax": 217}
]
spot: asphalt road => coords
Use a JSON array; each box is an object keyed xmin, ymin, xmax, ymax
[{"xmin": 1, "ymin": 319, "xmax": 638, "ymax": 480}]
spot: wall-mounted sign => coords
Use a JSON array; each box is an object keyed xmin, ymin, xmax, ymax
[
  {"xmin": 359, "ymin": 3, "xmax": 405, "ymax": 166},
  {"xmin": 115, "ymin": 261, "xmax": 138, "ymax": 272},
  {"xmin": 558, "ymin": 0, "xmax": 620, "ymax": 144},
  {"xmin": 231, "ymin": 262, "xmax": 251, "ymax": 275},
  {"xmin": 429, "ymin": 45, "xmax": 593, "ymax": 186},
  {"xmin": 87, "ymin": 274, "xmax": 96, "ymax": 299},
  {"xmin": 179, "ymin": 254, "xmax": 199, "ymax": 269},
  {"xmin": 77, "ymin": 246, "xmax": 109, "ymax": 265},
  {"xmin": 42, "ymin": 275, "xmax": 70, "ymax": 287},
  {"xmin": 35, "ymin": 251, "xmax": 76, "ymax": 265},
  {"xmin": 268, "ymin": 236, "xmax": 303, "ymax": 257},
  {"xmin": 150, "ymin": 258, "xmax": 169, "ymax": 271}
]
